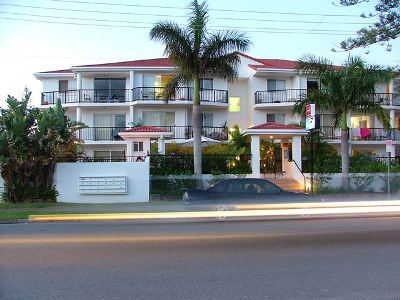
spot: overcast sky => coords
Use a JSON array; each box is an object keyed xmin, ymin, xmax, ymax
[{"xmin": 0, "ymin": 0, "xmax": 399, "ymax": 107}]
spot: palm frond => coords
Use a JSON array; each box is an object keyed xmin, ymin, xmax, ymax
[
  {"xmin": 296, "ymin": 54, "xmax": 335, "ymax": 76},
  {"xmin": 188, "ymin": 0, "xmax": 208, "ymax": 54},
  {"xmin": 201, "ymin": 30, "xmax": 251, "ymax": 59},
  {"xmin": 163, "ymin": 74, "xmax": 190, "ymax": 101}
]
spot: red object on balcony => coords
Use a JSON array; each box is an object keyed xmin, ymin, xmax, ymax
[{"xmin": 360, "ymin": 128, "xmax": 371, "ymax": 139}]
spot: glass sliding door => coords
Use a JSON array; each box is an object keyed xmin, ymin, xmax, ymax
[{"xmin": 94, "ymin": 78, "xmax": 126, "ymax": 102}]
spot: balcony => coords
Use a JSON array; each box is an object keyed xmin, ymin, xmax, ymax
[
  {"xmin": 254, "ymin": 89, "xmax": 400, "ymax": 106},
  {"xmin": 41, "ymin": 89, "xmax": 131, "ymax": 105},
  {"xmin": 319, "ymin": 126, "xmax": 400, "ymax": 141},
  {"xmin": 255, "ymin": 89, "xmax": 307, "ymax": 104},
  {"xmin": 41, "ymin": 87, "xmax": 228, "ymax": 105},
  {"xmin": 77, "ymin": 126, "xmax": 228, "ymax": 141},
  {"xmin": 132, "ymin": 87, "xmax": 228, "ymax": 103}
]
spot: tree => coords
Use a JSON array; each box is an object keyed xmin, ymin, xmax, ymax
[
  {"xmin": 339, "ymin": 0, "xmax": 400, "ymax": 50},
  {"xmin": 293, "ymin": 55, "xmax": 393, "ymax": 190},
  {"xmin": 150, "ymin": 0, "xmax": 250, "ymax": 184},
  {"xmin": 0, "ymin": 91, "xmax": 85, "ymax": 202}
]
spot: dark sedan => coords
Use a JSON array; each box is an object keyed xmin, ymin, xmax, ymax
[{"xmin": 183, "ymin": 178, "xmax": 305, "ymax": 204}]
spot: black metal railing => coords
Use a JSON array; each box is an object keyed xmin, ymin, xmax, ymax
[
  {"xmin": 254, "ymin": 90, "xmax": 400, "ymax": 106},
  {"xmin": 77, "ymin": 127, "xmax": 128, "ymax": 141},
  {"xmin": 255, "ymin": 89, "xmax": 308, "ymax": 104},
  {"xmin": 372, "ymin": 93, "xmax": 400, "ymax": 106},
  {"xmin": 57, "ymin": 156, "xmax": 146, "ymax": 162},
  {"xmin": 77, "ymin": 126, "xmax": 228, "ymax": 141},
  {"xmin": 150, "ymin": 154, "xmax": 251, "ymax": 175},
  {"xmin": 41, "ymin": 87, "xmax": 229, "ymax": 104},
  {"xmin": 41, "ymin": 89, "xmax": 131, "ymax": 105},
  {"xmin": 319, "ymin": 126, "xmax": 400, "ymax": 141},
  {"xmin": 132, "ymin": 87, "xmax": 228, "ymax": 103}
]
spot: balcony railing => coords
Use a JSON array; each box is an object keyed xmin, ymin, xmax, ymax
[
  {"xmin": 255, "ymin": 89, "xmax": 307, "ymax": 104},
  {"xmin": 41, "ymin": 87, "xmax": 228, "ymax": 105},
  {"xmin": 132, "ymin": 87, "xmax": 228, "ymax": 103},
  {"xmin": 41, "ymin": 89, "xmax": 131, "ymax": 105},
  {"xmin": 254, "ymin": 89, "xmax": 400, "ymax": 106},
  {"xmin": 77, "ymin": 126, "xmax": 228, "ymax": 141},
  {"xmin": 319, "ymin": 126, "xmax": 400, "ymax": 141}
]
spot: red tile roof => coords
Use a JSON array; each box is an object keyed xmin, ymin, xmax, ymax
[
  {"xmin": 238, "ymin": 53, "xmax": 298, "ymax": 70},
  {"xmin": 39, "ymin": 69, "xmax": 73, "ymax": 74},
  {"xmin": 124, "ymin": 126, "xmax": 170, "ymax": 133},
  {"xmin": 76, "ymin": 58, "xmax": 172, "ymax": 68},
  {"xmin": 250, "ymin": 122, "xmax": 303, "ymax": 130}
]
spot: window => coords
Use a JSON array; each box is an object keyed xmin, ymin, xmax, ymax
[
  {"xmin": 200, "ymin": 78, "xmax": 213, "ymax": 90},
  {"xmin": 229, "ymin": 97, "xmax": 241, "ymax": 112},
  {"xmin": 307, "ymin": 78, "xmax": 319, "ymax": 91},
  {"xmin": 142, "ymin": 112, "xmax": 175, "ymax": 126},
  {"xmin": 202, "ymin": 113, "xmax": 213, "ymax": 127},
  {"xmin": 94, "ymin": 78, "xmax": 126, "ymax": 100},
  {"xmin": 267, "ymin": 79, "xmax": 285, "ymax": 91},
  {"xmin": 94, "ymin": 114, "xmax": 126, "ymax": 127},
  {"xmin": 133, "ymin": 142, "xmax": 144, "ymax": 152},
  {"xmin": 59, "ymin": 80, "xmax": 68, "ymax": 92},
  {"xmin": 267, "ymin": 113, "xmax": 285, "ymax": 124},
  {"xmin": 93, "ymin": 114, "xmax": 126, "ymax": 141}
]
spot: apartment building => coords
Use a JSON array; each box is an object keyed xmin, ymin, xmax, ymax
[{"xmin": 34, "ymin": 53, "xmax": 400, "ymax": 171}]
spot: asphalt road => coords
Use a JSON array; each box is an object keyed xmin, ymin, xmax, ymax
[{"xmin": 1, "ymin": 217, "xmax": 400, "ymax": 300}]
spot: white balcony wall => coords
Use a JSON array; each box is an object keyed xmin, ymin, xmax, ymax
[
  {"xmin": 42, "ymin": 78, "xmax": 76, "ymax": 92},
  {"xmin": 228, "ymin": 79, "xmax": 249, "ymax": 129},
  {"xmin": 82, "ymin": 77, "xmax": 94, "ymax": 90},
  {"xmin": 236, "ymin": 56, "xmax": 258, "ymax": 78}
]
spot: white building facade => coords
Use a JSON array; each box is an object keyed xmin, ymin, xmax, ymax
[{"xmin": 34, "ymin": 53, "xmax": 400, "ymax": 179}]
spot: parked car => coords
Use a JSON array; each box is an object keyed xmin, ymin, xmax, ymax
[{"xmin": 183, "ymin": 178, "xmax": 305, "ymax": 204}]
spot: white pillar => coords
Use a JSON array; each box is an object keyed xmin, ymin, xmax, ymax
[
  {"xmin": 291, "ymin": 136, "xmax": 302, "ymax": 171},
  {"xmin": 251, "ymin": 135, "xmax": 260, "ymax": 177},
  {"xmin": 390, "ymin": 110, "xmax": 395, "ymax": 128},
  {"xmin": 129, "ymin": 70, "xmax": 135, "ymax": 102},
  {"xmin": 129, "ymin": 105, "xmax": 135, "ymax": 126},
  {"xmin": 76, "ymin": 73, "xmax": 82, "ymax": 90},
  {"xmin": 76, "ymin": 107, "xmax": 82, "ymax": 122},
  {"xmin": 126, "ymin": 141, "xmax": 133, "ymax": 157},
  {"xmin": 158, "ymin": 137, "xmax": 166, "ymax": 155}
]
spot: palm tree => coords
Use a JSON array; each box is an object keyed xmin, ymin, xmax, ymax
[
  {"xmin": 293, "ymin": 54, "xmax": 393, "ymax": 190},
  {"xmin": 150, "ymin": 0, "xmax": 250, "ymax": 183}
]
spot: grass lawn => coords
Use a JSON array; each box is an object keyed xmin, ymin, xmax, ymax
[{"xmin": 0, "ymin": 201, "xmax": 183, "ymax": 220}]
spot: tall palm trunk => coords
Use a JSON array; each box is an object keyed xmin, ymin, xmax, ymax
[
  {"xmin": 192, "ymin": 77, "xmax": 203, "ymax": 188},
  {"xmin": 341, "ymin": 113, "xmax": 350, "ymax": 190}
]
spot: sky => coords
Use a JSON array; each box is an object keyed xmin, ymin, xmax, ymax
[{"xmin": 0, "ymin": 0, "xmax": 399, "ymax": 107}]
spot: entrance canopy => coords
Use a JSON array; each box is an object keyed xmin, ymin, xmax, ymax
[
  {"xmin": 119, "ymin": 126, "xmax": 173, "ymax": 157},
  {"xmin": 242, "ymin": 122, "xmax": 308, "ymax": 139},
  {"xmin": 242, "ymin": 122, "xmax": 308, "ymax": 179}
]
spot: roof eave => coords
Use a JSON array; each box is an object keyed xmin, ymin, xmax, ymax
[
  {"xmin": 70, "ymin": 66, "xmax": 176, "ymax": 72},
  {"xmin": 242, "ymin": 128, "xmax": 308, "ymax": 136},
  {"xmin": 33, "ymin": 72, "xmax": 75, "ymax": 79}
]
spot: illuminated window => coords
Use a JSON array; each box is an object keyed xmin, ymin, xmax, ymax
[{"xmin": 229, "ymin": 97, "xmax": 240, "ymax": 112}]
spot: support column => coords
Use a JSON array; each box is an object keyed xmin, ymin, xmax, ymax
[
  {"xmin": 291, "ymin": 136, "xmax": 302, "ymax": 171},
  {"xmin": 158, "ymin": 137, "xmax": 166, "ymax": 155},
  {"xmin": 129, "ymin": 70, "xmax": 135, "ymax": 102},
  {"xmin": 129, "ymin": 105, "xmax": 135, "ymax": 126},
  {"xmin": 126, "ymin": 141, "xmax": 133, "ymax": 157},
  {"xmin": 251, "ymin": 135, "xmax": 260, "ymax": 178},
  {"xmin": 76, "ymin": 73, "xmax": 82, "ymax": 90},
  {"xmin": 390, "ymin": 110, "xmax": 395, "ymax": 128},
  {"xmin": 76, "ymin": 73, "xmax": 82, "ymax": 102},
  {"xmin": 76, "ymin": 107, "xmax": 82, "ymax": 122}
]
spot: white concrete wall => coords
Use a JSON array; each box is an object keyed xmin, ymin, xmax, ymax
[
  {"xmin": 0, "ymin": 176, "xmax": 4, "ymax": 193},
  {"xmin": 228, "ymin": 79, "xmax": 249, "ymax": 129},
  {"xmin": 54, "ymin": 161, "xmax": 149, "ymax": 203},
  {"xmin": 43, "ymin": 78, "xmax": 76, "ymax": 92}
]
